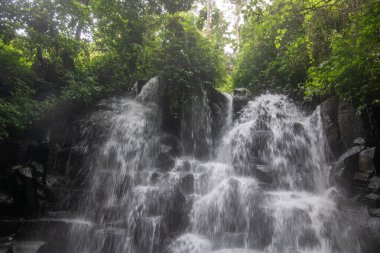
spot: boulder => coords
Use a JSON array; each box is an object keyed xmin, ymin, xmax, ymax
[
  {"xmin": 368, "ymin": 177, "xmax": 380, "ymax": 193},
  {"xmin": 353, "ymin": 137, "xmax": 366, "ymax": 146},
  {"xmin": 131, "ymin": 80, "xmax": 148, "ymax": 97},
  {"xmin": 150, "ymin": 172, "xmax": 161, "ymax": 184},
  {"xmin": 205, "ymin": 85, "xmax": 229, "ymax": 140},
  {"xmin": 255, "ymin": 165, "xmax": 273, "ymax": 184},
  {"xmin": 156, "ymin": 153, "xmax": 175, "ymax": 171},
  {"xmin": 11, "ymin": 241, "xmax": 45, "ymax": 253},
  {"xmin": 13, "ymin": 166, "xmax": 33, "ymax": 179},
  {"xmin": 159, "ymin": 135, "xmax": 180, "ymax": 157},
  {"xmin": 332, "ymin": 146, "xmax": 364, "ymax": 188},
  {"xmin": 177, "ymin": 173, "xmax": 195, "ymax": 196},
  {"xmin": 25, "ymin": 143, "xmax": 50, "ymax": 168},
  {"xmin": 0, "ymin": 192, "xmax": 13, "ymax": 217},
  {"xmin": 234, "ymin": 88, "xmax": 253, "ymax": 97},
  {"xmin": 365, "ymin": 193, "xmax": 380, "ymax": 209},
  {"xmin": 374, "ymin": 144, "xmax": 380, "ymax": 175},
  {"xmin": 342, "ymin": 203, "xmax": 380, "ymax": 253},
  {"xmin": 29, "ymin": 162, "xmax": 44, "ymax": 177},
  {"xmin": 359, "ymin": 148, "xmax": 376, "ymax": 174},
  {"xmin": 136, "ymin": 77, "xmax": 163, "ymax": 104},
  {"xmin": 233, "ymin": 88, "xmax": 253, "ymax": 119},
  {"xmin": 320, "ymin": 97, "xmax": 345, "ymax": 158},
  {"xmin": 180, "ymin": 81, "xmax": 212, "ymax": 158},
  {"xmin": 12, "ymin": 166, "xmax": 39, "ymax": 217},
  {"xmin": 368, "ymin": 208, "xmax": 380, "ymax": 218},
  {"xmin": 353, "ymin": 172, "xmax": 371, "ymax": 187},
  {"xmin": 162, "ymin": 188, "xmax": 187, "ymax": 234},
  {"xmin": 338, "ymin": 99, "xmax": 365, "ymax": 149}
]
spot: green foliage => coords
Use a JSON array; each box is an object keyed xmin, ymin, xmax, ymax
[
  {"xmin": 161, "ymin": 0, "xmax": 195, "ymax": 14},
  {"xmin": 0, "ymin": 0, "xmax": 227, "ymax": 140},
  {"xmin": 155, "ymin": 14, "xmax": 226, "ymax": 87},
  {"xmin": 305, "ymin": 1, "xmax": 380, "ymax": 110},
  {"xmin": 0, "ymin": 39, "xmax": 53, "ymax": 139},
  {"xmin": 234, "ymin": 0, "xmax": 380, "ymax": 110}
]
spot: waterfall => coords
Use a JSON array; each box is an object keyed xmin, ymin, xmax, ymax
[
  {"xmin": 222, "ymin": 93, "xmax": 233, "ymax": 132},
  {"xmin": 170, "ymin": 94, "xmax": 360, "ymax": 253},
  {"xmin": 63, "ymin": 89, "xmax": 359, "ymax": 253}
]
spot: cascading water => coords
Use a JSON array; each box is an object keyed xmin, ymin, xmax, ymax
[
  {"xmin": 169, "ymin": 94, "xmax": 360, "ymax": 253},
  {"xmin": 64, "ymin": 84, "xmax": 359, "ymax": 253}
]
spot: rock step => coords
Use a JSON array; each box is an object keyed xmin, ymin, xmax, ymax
[
  {"xmin": 368, "ymin": 177, "xmax": 380, "ymax": 193},
  {"xmin": 0, "ymin": 218, "xmax": 93, "ymax": 241},
  {"xmin": 11, "ymin": 241, "xmax": 45, "ymax": 253},
  {"xmin": 368, "ymin": 208, "xmax": 380, "ymax": 218},
  {"xmin": 0, "ymin": 241, "xmax": 45, "ymax": 253},
  {"xmin": 365, "ymin": 193, "xmax": 380, "ymax": 209},
  {"xmin": 353, "ymin": 172, "xmax": 371, "ymax": 187}
]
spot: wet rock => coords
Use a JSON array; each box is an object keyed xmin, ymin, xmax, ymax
[
  {"xmin": 45, "ymin": 176, "xmax": 65, "ymax": 190},
  {"xmin": 13, "ymin": 166, "xmax": 33, "ymax": 179},
  {"xmin": 320, "ymin": 97, "xmax": 345, "ymax": 158},
  {"xmin": 0, "ymin": 141, "xmax": 23, "ymax": 171},
  {"xmin": 29, "ymin": 162, "xmax": 44, "ymax": 178},
  {"xmin": 173, "ymin": 160, "xmax": 191, "ymax": 172},
  {"xmin": 156, "ymin": 153, "xmax": 175, "ymax": 171},
  {"xmin": 46, "ymin": 187, "xmax": 89, "ymax": 211},
  {"xmin": 368, "ymin": 177, "xmax": 380, "ymax": 193},
  {"xmin": 291, "ymin": 122, "xmax": 305, "ymax": 136},
  {"xmin": 233, "ymin": 88, "xmax": 253, "ymax": 119},
  {"xmin": 137, "ymin": 77, "xmax": 163, "ymax": 104},
  {"xmin": 95, "ymin": 227, "xmax": 126, "ymax": 253},
  {"xmin": 368, "ymin": 208, "xmax": 380, "ymax": 218},
  {"xmin": 14, "ymin": 241, "xmax": 46, "ymax": 253},
  {"xmin": 206, "ymin": 85, "xmax": 229, "ymax": 140},
  {"xmin": 163, "ymin": 188, "xmax": 187, "ymax": 234},
  {"xmin": 374, "ymin": 144, "xmax": 380, "ymax": 175},
  {"xmin": 11, "ymin": 166, "xmax": 39, "ymax": 217},
  {"xmin": 365, "ymin": 193, "xmax": 380, "ymax": 208},
  {"xmin": 25, "ymin": 142, "xmax": 50, "ymax": 168},
  {"xmin": 168, "ymin": 234, "xmax": 211, "ymax": 253},
  {"xmin": 298, "ymin": 229, "xmax": 319, "ymax": 249},
  {"xmin": 234, "ymin": 88, "xmax": 253, "ymax": 97},
  {"xmin": 251, "ymin": 131, "xmax": 274, "ymax": 164},
  {"xmin": 353, "ymin": 172, "xmax": 371, "ymax": 187},
  {"xmin": 0, "ymin": 235, "xmax": 12, "ymax": 253},
  {"xmin": 177, "ymin": 173, "xmax": 194, "ymax": 195},
  {"xmin": 159, "ymin": 135, "xmax": 180, "ymax": 157},
  {"xmin": 359, "ymin": 148, "xmax": 376, "ymax": 174},
  {"xmin": 150, "ymin": 172, "xmax": 161, "ymax": 184},
  {"xmin": 353, "ymin": 137, "xmax": 366, "ymax": 146},
  {"xmin": 131, "ymin": 80, "xmax": 147, "ymax": 96},
  {"xmin": 345, "ymin": 204, "xmax": 380, "ymax": 253},
  {"xmin": 332, "ymin": 146, "xmax": 364, "ymax": 185},
  {"xmin": 255, "ymin": 165, "xmax": 273, "ymax": 184},
  {"xmin": 338, "ymin": 100, "xmax": 365, "ymax": 149},
  {"xmin": 180, "ymin": 81, "xmax": 213, "ymax": 158},
  {"xmin": 0, "ymin": 192, "xmax": 13, "ymax": 217}
]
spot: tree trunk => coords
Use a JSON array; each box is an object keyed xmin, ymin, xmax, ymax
[
  {"xmin": 75, "ymin": 0, "xmax": 90, "ymax": 40},
  {"xmin": 235, "ymin": 4, "xmax": 241, "ymax": 46},
  {"xmin": 206, "ymin": 0, "xmax": 212, "ymax": 35}
]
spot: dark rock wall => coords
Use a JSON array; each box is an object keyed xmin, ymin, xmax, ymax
[
  {"xmin": 320, "ymin": 97, "xmax": 346, "ymax": 158},
  {"xmin": 0, "ymin": 78, "xmax": 229, "ymax": 219},
  {"xmin": 0, "ymin": 101, "xmax": 90, "ymax": 219},
  {"xmin": 321, "ymin": 96, "xmax": 380, "ymax": 253}
]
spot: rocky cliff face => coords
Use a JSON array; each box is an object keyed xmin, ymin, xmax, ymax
[
  {"xmin": 0, "ymin": 78, "xmax": 230, "ymax": 252},
  {"xmin": 0, "ymin": 78, "xmax": 228, "ymax": 218},
  {"xmin": 320, "ymin": 96, "xmax": 380, "ymax": 253}
]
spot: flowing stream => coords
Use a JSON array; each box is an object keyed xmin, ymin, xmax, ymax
[{"xmin": 64, "ymin": 81, "xmax": 360, "ymax": 253}]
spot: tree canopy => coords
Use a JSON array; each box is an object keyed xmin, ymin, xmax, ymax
[
  {"xmin": 234, "ymin": 0, "xmax": 380, "ymax": 111},
  {"xmin": 0, "ymin": 0, "xmax": 227, "ymax": 140},
  {"xmin": 0, "ymin": 0, "xmax": 379, "ymax": 140}
]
